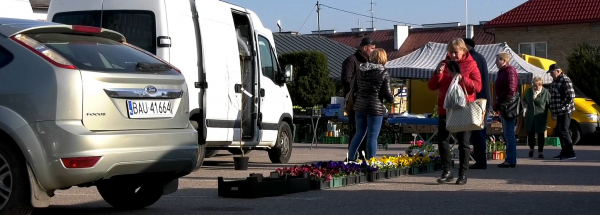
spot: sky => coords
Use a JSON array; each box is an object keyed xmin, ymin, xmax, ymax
[{"xmin": 224, "ymin": 0, "xmax": 528, "ymax": 34}]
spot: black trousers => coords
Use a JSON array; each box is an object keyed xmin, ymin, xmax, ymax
[
  {"xmin": 438, "ymin": 116, "xmax": 471, "ymax": 174},
  {"xmin": 348, "ymin": 110, "xmax": 366, "ymax": 159},
  {"xmin": 527, "ymin": 124, "xmax": 545, "ymax": 152},
  {"xmin": 556, "ymin": 113, "xmax": 575, "ymax": 155}
]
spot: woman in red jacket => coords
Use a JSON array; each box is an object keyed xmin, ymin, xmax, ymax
[{"xmin": 428, "ymin": 38, "xmax": 482, "ymax": 185}]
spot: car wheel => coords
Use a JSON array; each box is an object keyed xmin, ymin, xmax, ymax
[
  {"xmin": 190, "ymin": 120, "xmax": 206, "ymax": 170},
  {"xmin": 570, "ymin": 121, "xmax": 581, "ymax": 145},
  {"xmin": 97, "ymin": 180, "xmax": 163, "ymax": 210},
  {"xmin": 227, "ymin": 148, "xmax": 253, "ymax": 155},
  {"xmin": 205, "ymin": 150, "xmax": 219, "ymax": 158},
  {"xmin": 0, "ymin": 144, "xmax": 33, "ymax": 215},
  {"xmin": 268, "ymin": 122, "xmax": 292, "ymax": 163}
]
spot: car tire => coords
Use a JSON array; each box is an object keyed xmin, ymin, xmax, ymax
[
  {"xmin": 205, "ymin": 150, "xmax": 219, "ymax": 158},
  {"xmin": 0, "ymin": 143, "xmax": 33, "ymax": 215},
  {"xmin": 570, "ymin": 121, "xmax": 581, "ymax": 145},
  {"xmin": 227, "ymin": 148, "xmax": 252, "ymax": 155},
  {"xmin": 97, "ymin": 180, "xmax": 163, "ymax": 210},
  {"xmin": 190, "ymin": 120, "xmax": 206, "ymax": 170},
  {"xmin": 268, "ymin": 122, "xmax": 292, "ymax": 163}
]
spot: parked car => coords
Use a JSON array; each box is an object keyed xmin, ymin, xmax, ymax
[
  {"xmin": 48, "ymin": 0, "xmax": 296, "ymax": 165},
  {"xmin": 0, "ymin": 18, "xmax": 198, "ymax": 214}
]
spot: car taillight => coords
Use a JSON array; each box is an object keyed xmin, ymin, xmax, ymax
[
  {"xmin": 61, "ymin": 156, "xmax": 102, "ymax": 168},
  {"xmin": 10, "ymin": 34, "xmax": 76, "ymax": 69},
  {"xmin": 123, "ymin": 42, "xmax": 181, "ymax": 73},
  {"xmin": 72, "ymin": 25, "xmax": 102, "ymax": 34}
]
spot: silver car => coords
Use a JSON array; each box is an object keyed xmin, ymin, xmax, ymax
[{"xmin": 0, "ymin": 18, "xmax": 198, "ymax": 214}]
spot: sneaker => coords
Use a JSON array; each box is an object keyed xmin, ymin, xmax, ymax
[
  {"xmin": 553, "ymin": 154, "xmax": 563, "ymax": 159},
  {"xmin": 560, "ymin": 154, "xmax": 576, "ymax": 160},
  {"xmin": 529, "ymin": 151, "xmax": 534, "ymax": 158},
  {"xmin": 538, "ymin": 154, "xmax": 544, "ymax": 159}
]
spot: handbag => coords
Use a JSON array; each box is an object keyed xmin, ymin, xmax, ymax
[
  {"xmin": 344, "ymin": 71, "xmax": 359, "ymax": 112},
  {"xmin": 500, "ymin": 93, "xmax": 523, "ymax": 119},
  {"xmin": 445, "ymin": 78, "xmax": 487, "ymax": 132}
]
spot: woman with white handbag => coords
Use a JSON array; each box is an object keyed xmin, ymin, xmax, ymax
[
  {"xmin": 493, "ymin": 52, "xmax": 520, "ymax": 168},
  {"xmin": 428, "ymin": 38, "xmax": 482, "ymax": 185}
]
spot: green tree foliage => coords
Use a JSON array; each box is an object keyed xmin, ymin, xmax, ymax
[
  {"xmin": 567, "ymin": 43, "xmax": 600, "ymax": 104},
  {"xmin": 279, "ymin": 51, "xmax": 335, "ymax": 107}
]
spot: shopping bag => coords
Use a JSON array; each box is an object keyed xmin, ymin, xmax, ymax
[
  {"xmin": 446, "ymin": 99, "xmax": 488, "ymax": 132},
  {"xmin": 443, "ymin": 75, "xmax": 466, "ymax": 110}
]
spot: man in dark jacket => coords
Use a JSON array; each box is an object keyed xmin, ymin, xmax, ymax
[
  {"xmin": 463, "ymin": 38, "xmax": 491, "ymax": 169},
  {"xmin": 342, "ymin": 37, "xmax": 376, "ymax": 160}
]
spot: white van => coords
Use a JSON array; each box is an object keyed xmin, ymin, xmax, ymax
[
  {"xmin": 0, "ymin": 0, "xmax": 35, "ymax": 20},
  {"xmin": 47, "ymin": 0, "xmax": 295, "ymax": 165}
]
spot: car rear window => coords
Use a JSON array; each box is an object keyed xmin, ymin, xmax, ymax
[
  {"xmin": 53, "ymin": 10, "xmax": 156, "ymax": 54},
  {"xmin": 25, "ymin": 33, "xmax": 176, "ymax": 74}
]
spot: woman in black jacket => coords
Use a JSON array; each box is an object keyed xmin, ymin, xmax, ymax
[{"xmin": 347, "ymin": 48, "xmax": 394, "ymax": 160}]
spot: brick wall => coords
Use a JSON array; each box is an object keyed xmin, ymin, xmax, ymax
[{"xmin": 493, "ymin": 23, "xmax": 600, "ymax": 70}]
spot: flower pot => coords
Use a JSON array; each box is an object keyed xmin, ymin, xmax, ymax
[
  {"xmin": 359, "ymin": 173, "xmax": 367, "ymax": 183},
  {"xmin": 331, "ymin": 177, "xmax": 343, "ymax": 188},
  {"xmin": 410, "ymin": 166, "xmax": 419, "ymax": 175},
  {"xmin": 419, "ymin": 164, "xmax": 427, "ymax": 173},
  {"xmin": 378, "ymin": 171, "xmax": 386, "ymax": 179},
  {"xmin": 233, "ymin": 156, "xmax": 249, "ymax": 170},
  {"xmin": 428, "ymin": 163, "xmax": 434, "ymax": 172},
  {"xmin": 346, "ymin": 175, "xmax": 356, "ymax": 186},
  {"xmin": 310, "ymin": 179, "xmax": 329, "ymax": 190},
  {"xmin": 394, "ymin": 168, "xmax": 400, "ymax": 178},
  {"xmin": 385, "ymin": 170, "xmax": 392, "ymax": 179},
  {"xmin": 341, "ymin": 177, "xmax": 347, "ymax": 187},
  {"xmin": 367, "ymin": 172, "xmax": 377, "ymax": 182}
]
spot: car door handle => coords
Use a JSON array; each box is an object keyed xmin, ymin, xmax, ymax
[
  {"xmin": 260, "ymin": 88, "xmax": 265, "ymax": 97},
  {"xmin": 234, "ymin": 84, "xmax": 242, "ymax": 93}
]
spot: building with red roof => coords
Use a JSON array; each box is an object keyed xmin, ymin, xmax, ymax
[{"xmin": 484, "ymin": 0, "xmax": 600, "ymax": 68}]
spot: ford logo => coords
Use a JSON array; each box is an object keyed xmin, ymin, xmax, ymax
[{"xmin": 145, "ymin": 85, "xmax": 158, "ymax": 94}]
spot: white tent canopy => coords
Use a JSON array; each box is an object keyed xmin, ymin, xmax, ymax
[{"xmin": 385, "ymin": 42, "xmax": 553, "ymax": 84}]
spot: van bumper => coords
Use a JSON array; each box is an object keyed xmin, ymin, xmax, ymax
[
  {"xmin": 579, "ymin": 122, "xmax": 599, "ymax": 135},
  {"xmin": 13, "ymin": 120, "xmax": 198, "ymax": 191}
]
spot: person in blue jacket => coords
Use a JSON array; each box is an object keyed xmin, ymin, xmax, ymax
[{"xmin": 463, "ymin": 38, "xmax": 491, "ymax": 169}]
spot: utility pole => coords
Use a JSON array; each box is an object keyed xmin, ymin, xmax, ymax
[
  {"xmin": 316, "ymin": 1, "xmax": 321, "ymax": 37},
  {"xmin": 368, "ymin": 0, "xmax": 376, "ymax": 29}
]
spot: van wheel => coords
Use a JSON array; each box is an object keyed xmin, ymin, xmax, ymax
[
  {"xmin": 227, "ymin": 148, "xmax": 252, "ymax": 155},
  {"xmin": 268, "ymin": 122, "xmax": 292, "ymax": 163},
  {"xmin": 97, "ymin": 180, "xmax": 163, "ymax": 210},
  {"xmin": 570, "ymin": 121, "xmax": 581, "ymax": 145},
  {"xmin": 205, "ymin": 150, "xmax": 219, "ymax": 158},
  {"xmin": 190, "ymin": 120, "xmax": 206, "ymax": 170},
  {"xmin": 0, "ymin": 143, "xmax": 33, "ymax": 215}
]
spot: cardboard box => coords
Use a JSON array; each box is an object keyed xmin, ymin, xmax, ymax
[{"xmin": 417, "ymin": 125, "xmax": 431, "ymax": 133}]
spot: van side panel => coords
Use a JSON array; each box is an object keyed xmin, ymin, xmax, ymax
[{"xmin": 47, "ymin": 0, "xmax": 103, "ymax": 21}]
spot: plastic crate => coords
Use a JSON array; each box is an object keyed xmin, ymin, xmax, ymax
[
  {"xmin": 218, "ymin": 173, "xmax": 289, "ymax": 198},
  {"xmin": 545, "ymin": 137, "xmax": 561, "ymax": 147}
]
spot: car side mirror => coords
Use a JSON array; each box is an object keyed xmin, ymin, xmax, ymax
[{"xmin": 284, "ymin": 64, "xmax": 293, "ymax": 83}]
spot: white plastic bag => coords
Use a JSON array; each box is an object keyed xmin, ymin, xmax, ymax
[{"xmin": 444, "ymin": 75, "xmax": 466, "ymax": 110}]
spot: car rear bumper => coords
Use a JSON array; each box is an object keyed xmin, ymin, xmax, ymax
[
  {"xmin": 579, "ymin": 122, "xmax": 599, "ymax": 135},
  {"xmin": 13, "ymin": 120, "xmax": 198, "ymax": 191}
]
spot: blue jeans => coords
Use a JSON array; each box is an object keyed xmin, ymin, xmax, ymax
[
  {"xmin": 502, "ymin": 116, "xmax": 517, "ymax": 165},
  {"xmin": 348, "ymin": 112, "xmax": 383, "ymax": 160}
]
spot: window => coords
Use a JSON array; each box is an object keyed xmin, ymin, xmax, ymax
[
  {"xmin": 53, "ymin": 11, "xmax": 157, "ymax": 54},
  {"xmin": 0, "ymin": 45, "xmax": 14, "ymax": 69},
  {"xmin": 257, "ymin": 36, "xmax": 279, "ymax": 82},
  {"xmin": 26, "ymin": 33, "xmax": 176, "ymax": 74},
  {"xmin": 518, "ymin": 42, "xmax": 547, "ymax": 58}
]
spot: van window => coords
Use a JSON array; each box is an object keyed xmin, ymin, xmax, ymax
[
  {"xmin": 258, "ymin": 36, "xmax": 279, "ymax": 83},
  {"xmin": 53, "ymin": 11, "xmax": 156, "ymax": 54},
  {"xmin": 0, "ymin": 45, "xmax": 14, "ymax": 69},
  {"xmin": 25, "ymin": 33, "xmax": 177, "ymax": 74}
]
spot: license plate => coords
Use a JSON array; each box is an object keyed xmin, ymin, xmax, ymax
[{"xmin": 127, "ymin": 100, "xmax": 174, "ymax": 119}]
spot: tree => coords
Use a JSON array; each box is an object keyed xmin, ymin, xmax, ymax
[
  {"xmin": 566, "ymin": 43, "xmax": 600, "ymax": 104},
  {"xmin": 279, "ymin": 51, "xmax": 335, "ymax": 107}
]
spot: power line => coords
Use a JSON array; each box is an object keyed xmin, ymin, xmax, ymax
[
  {"xmin": 299, "ymin": 4, "xmax": 317, "ymax": 32},
  {"xmin": 320, "ymin": 4, "xmax": 420, "ymax": 27}
]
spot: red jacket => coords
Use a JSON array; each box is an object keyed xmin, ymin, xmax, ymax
[
  {"xmin": 428, "ymin": 52, "xmax": 482, "ymax": 116},
  {"xmin": 493, "ymin": 64, "xmax": 518, "ymax": 112}
]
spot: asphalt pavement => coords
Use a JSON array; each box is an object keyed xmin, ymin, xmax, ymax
[{"xmin": 33, "ymin": 143, "xmax": 600, "ymax": 215}]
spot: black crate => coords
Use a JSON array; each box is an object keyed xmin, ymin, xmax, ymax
[
  {"xmin": 218, "ymin": 173, "xmax": 288, "ymax": 198},
  {"xmin": 269, "ymin": 172, "xmax": 311, "ymax": 194}
]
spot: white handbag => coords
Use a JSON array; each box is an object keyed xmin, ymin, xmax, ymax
[
  {"xmin": 445, "ymin": 78, "xmax": 487, "ymax": 132},
  {"xmin": 446, "ymin": 98, "xmax": 487, "ymax": 132}
]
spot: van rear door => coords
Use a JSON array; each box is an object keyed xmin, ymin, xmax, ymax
[{"xmin": 49, "ymin": 0, "xmax": 168, "ymax": 60}]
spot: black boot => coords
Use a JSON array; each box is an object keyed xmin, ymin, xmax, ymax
[
  {"xmin": 437, "ymin": 170, "xmax": 454, "ymax": 184},
  {"xmin": 455, "ymin": 173, "xmax": 467, "ymax": 185}
]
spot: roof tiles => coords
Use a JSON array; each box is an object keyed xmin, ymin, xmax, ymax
[{"xmin": 485, "ymin": 0, "xmax": 600, "ymax": 28}]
